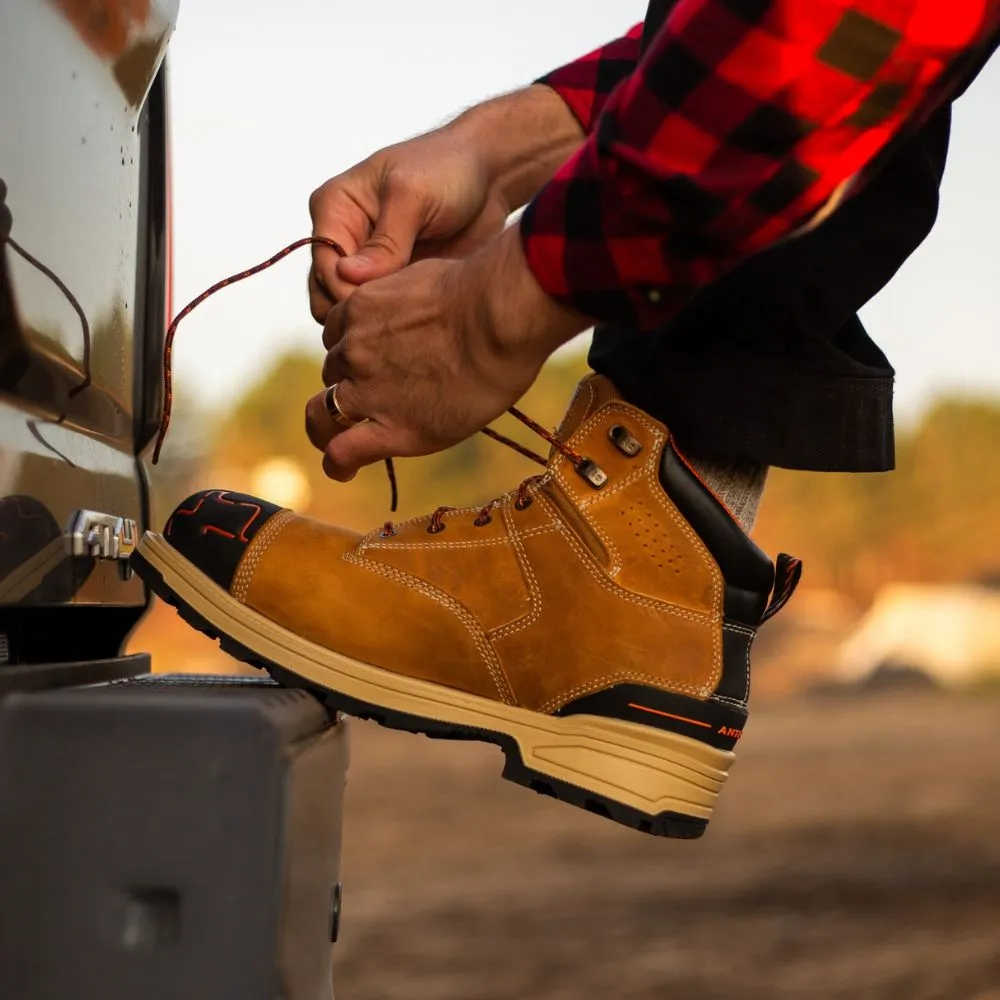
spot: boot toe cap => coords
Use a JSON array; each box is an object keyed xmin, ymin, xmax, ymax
[{"xmin": 161, "ymin": 489, "xmax": 287, "ymax": 592}]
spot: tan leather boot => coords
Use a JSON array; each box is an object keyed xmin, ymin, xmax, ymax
[{"xmin": 133, "ymin": 374, "xmax": 800, "ymax": 838}]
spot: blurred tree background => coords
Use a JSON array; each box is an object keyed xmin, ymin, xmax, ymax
[
  {"xmin": 148, "ymin": 344, "xmax": 1000, "ymax": 610},
  {"xmin": 754, "ymin": 398, "xmax": 1000, "ymax": 603}
]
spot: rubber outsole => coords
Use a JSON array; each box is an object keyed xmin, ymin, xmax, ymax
[{"xmin": 133, "ymin": 550, "xmax": 709, "ymax": 840}]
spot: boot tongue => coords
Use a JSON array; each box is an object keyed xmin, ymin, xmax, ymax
[{"xmin": 554, "ymin": 374, "xmax": 622, "ymax": 443}]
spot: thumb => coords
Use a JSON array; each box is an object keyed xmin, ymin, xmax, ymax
[
  {"xmin": 337, "ymin": 184, "xmax": 424, "ymax": 285},
  {"xmin": 323, "ymin": 420, "xmax": 407, "ymax": 480}
]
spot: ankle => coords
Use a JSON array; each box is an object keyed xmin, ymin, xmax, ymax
[{"xmin": 685, "ymin": 455, "xmax": 769, "ymax": 534}]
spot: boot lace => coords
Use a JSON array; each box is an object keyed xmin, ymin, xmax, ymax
[{"xmin": 153, "ymin": 237, "xmax": 596, "ymax": 523}]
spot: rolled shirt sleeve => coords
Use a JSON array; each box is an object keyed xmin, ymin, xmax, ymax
[
  {"xmin": 535, "ymin": 23, "xmax": 644, "ymax": 134},
  {"xmin": 521, "ymin": 0, "xmax": 999, "ymax": 330}
]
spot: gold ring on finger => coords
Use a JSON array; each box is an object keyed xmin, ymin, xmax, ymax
[{"xmin": 325, "ymin": 382, "xmax": 361, "ymax": 428}]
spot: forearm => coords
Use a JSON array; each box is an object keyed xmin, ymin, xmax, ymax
[
  {"xmin": 447, "ymin": 84, "xmax": 585, "ymax": 213},
  {"xmin": 434, "ymin": 23, "xmax": 645, "ymax": 214}
]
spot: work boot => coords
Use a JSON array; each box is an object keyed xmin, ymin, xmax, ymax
[{"xmin": 132, "ymin": 374, "xmax": 800, "ymax": 838}]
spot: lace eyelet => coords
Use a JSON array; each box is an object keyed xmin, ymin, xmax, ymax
[
  {"xmin": 427, "ymin": 522, "xmax": 446, "ymax": 535},
  {"xmin": 609, "ymin": 424, "xmax": 642, "ymax": 457},
  {"xmin": 514, "ymin": 496, "xmax": 533, "ymax": 511},
  {"xmin": 576, "ymin": 459, "xmax": 608, "ymax": 489},
  {"xmin": 473, "ymin": 514, "xmax": 492, "ymax": 527}
]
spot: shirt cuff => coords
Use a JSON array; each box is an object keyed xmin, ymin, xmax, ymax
[
  {"xmin": 520, "ymin": 140, "xmax": 688, "ymax": 331},
  {"xmin": 533, "ymin": 24, "xmax": 643, "ymax": 135}
]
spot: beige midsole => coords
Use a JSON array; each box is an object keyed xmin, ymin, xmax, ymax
[{"xmin": 140, "ymin": 532, "xmax": 734, "ymax": 820}]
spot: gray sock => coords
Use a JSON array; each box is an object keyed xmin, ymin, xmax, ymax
[{"xmin": 686, "ymin": 456, "xmax": 769, "ymax": 534}]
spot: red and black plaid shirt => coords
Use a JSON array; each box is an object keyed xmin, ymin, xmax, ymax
[{"xmin": 520, "ymin": 0, "xmax": 999, "ymax": 330}]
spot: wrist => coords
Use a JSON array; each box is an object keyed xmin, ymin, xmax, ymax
[
  {"xmin": 448, "ymin": 86, "xmax": 584, "ymax": 213},
  {"xmin": 461, "ymin": 225, "xmax": 589, "ymax": 365}
]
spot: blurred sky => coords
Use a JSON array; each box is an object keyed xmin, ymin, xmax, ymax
[{"xmin": 166, "ymin": 0, "xmax": 1000, "ymax": 427}]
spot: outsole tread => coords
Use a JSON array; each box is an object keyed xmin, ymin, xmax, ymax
[{"xmin": 134, "ymin": 551, "xmax": 707, "ymax": 840}]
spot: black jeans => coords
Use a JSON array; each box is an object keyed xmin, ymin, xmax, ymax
[{"xmin": 589, "ymin": 106, "xmax": 952, "ymax": 473}]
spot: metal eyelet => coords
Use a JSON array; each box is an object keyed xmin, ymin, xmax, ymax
[
  {"xmin": 514, "ymin": 496, "xmax": 533, "ymax": 511},
  {"xmin": 473, "ymin": 514, "xmax": 492, "ymax": 527},
  {"xmin": 576, "ymin": 459, "xmax": 608, "ymax": 489},
  {"xmin": 427, "ymin": 522, "xmax": 446, "ymax": 535},
  {"xmin": 609, "ymin": 424, "xmax": 642, "ymax": 457}
]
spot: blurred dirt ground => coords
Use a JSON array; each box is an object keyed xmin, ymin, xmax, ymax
[{"xmin": 334, "ymin": 688, "xmax": 1000, "ymax": 1000}]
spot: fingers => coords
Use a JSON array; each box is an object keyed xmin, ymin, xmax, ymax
[
  {"xmin": 322, "ymin": 296, "xmax": 385, "ymax": 386},
  {"xmin": 310, "ymin": 245, "xmax": 359, "ymax": 319},
  {"xmin": 305, "ymin": 370, "xmax": 381, "ymax": 478},
  {"xmin": 304, "ymin": 388, "xmax": 343, "ymax": 453},
  {"xmin": 336, "ymin": 175, "xmax": 425, "ymax": 286},
  {"xmin": 308, "ymin": 168, "xmax": 426, "ymax": 322},
  {"xmin": 322, "ymin": 452, "xmax": 356, "ymax": 483},
  {"xmin": 322, "ymin": 346, "xmax": 349, "ymax": 389},
  {"xmin": 307, "ymin": 378, "xmax": 401, "ymax": 482},
  {"xmin": 309, "ymin": 259, "xmax": 358, "ymax": 324},
  {"xmin": 321, "ymin": 321, "xmax": 374, "ymax": 389},
  {"xmin": 308, "ymin": 268, "xmax": 335, "ymax": 324},
  {"xmin": 322, "ymin": 298, "xmax": 347, "ymax": 353},
  {"xmin": 308, "ymin": 181, "xmax": 368, "ymax": 320},
  {"xmin": 324, "ymin": 419, "xmax": 404, "ymax": 482}
]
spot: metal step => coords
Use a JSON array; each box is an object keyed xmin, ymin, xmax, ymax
[{"xmin": 0, "ymin": 673, "xmax": 347, "ymax": 1000}]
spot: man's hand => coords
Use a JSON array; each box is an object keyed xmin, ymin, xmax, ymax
[
  {"xmin": 304, "ymin": 226, "xmax": 589, "ymax": 480},
  {"xmin": 308, "ymin": 133, "xmax": 509, "ymax": 318},
  {"xmin": 308, "ymin": 85, "xmax": 584, "ymax": 320}
]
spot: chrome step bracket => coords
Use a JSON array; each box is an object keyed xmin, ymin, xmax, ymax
[{"xmin": 67, "ymin": 510, "xmax": 139, "ymax": 577}]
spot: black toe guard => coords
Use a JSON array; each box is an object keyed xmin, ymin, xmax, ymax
[{"xmin": 161, "ymin": 490, "xmax": 285, "ymax": 591}]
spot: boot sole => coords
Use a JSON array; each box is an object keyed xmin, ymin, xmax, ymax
[{"xmin": 133, "ymin": 532, "xmax": 733, "ymax": 839}]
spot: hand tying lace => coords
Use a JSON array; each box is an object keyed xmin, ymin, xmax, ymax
[{"xmin": 153, "ymin": 238, "xmax": 596, "ymax": 514}]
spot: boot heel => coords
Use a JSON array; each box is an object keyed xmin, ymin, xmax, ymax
[{"xmin": 503, "ymin": 718, "xmax": 733, "ymax": 838}]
